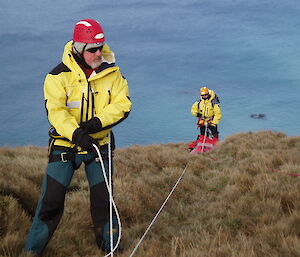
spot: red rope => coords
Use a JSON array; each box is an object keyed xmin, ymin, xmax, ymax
[{"xmin": 269, "ymin": 169, "xmax": 300, "ymax": 177}]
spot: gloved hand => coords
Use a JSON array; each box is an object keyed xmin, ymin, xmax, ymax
[
  {"xmin": 80, "ymin": 117, "xmax": 102, "ymax": 134},
  {"xmin": 197, "ymin": 112, "xmax": 202, "ymax": 118},
  {"xmin": 72, "ymin": 128, "xmax": 99, "ymax": 152}
]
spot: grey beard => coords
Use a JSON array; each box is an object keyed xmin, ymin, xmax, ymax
[{"xmin": 90, "ymin": 59, "xmax": 102, "ymax": 69}]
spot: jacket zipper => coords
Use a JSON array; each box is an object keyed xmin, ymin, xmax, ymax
[
  {"xmin": 80, "ymin": 89, "xmax": 85, "ymax": 124},
  {"xmin": 91, "ymin": 87, "xmax": 95, "ymax": 118},
  {"xmin": 86, "ymin": 83, "xmax": 90, "ymax": 121}
]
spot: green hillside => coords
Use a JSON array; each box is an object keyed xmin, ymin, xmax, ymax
[{"xmin": 0, "ymin": 131, "xmax": 299, "ymax": 257}]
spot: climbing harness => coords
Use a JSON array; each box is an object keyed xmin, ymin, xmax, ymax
[
  {"xmin": 128, "ymin": 163, "xmax": 189, "ymax": 257},
  {"xmin": 92, "ymin": 134, "xmax": 121, "ymax": 257}
]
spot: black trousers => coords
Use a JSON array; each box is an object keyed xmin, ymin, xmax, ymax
[
  {"xmin": 200, "ymin": 124, "xmax": 219, "ymax": 138},
  {"xmin": 24, "ymin": 149, "xmax": 119, "ymax": 256}
]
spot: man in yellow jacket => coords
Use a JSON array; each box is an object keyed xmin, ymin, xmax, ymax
[
  {"xmin": 24, "ymin": 19, "xmax": 131, "ymax": 256},
  {"xmin": 191, "ymin": 86, "xmax": 222, "ymax": 139}
]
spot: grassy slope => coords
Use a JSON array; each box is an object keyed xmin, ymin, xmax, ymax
[{"xmin": 0, "ymin": 131, "xmax": 299, "ymax": 257}]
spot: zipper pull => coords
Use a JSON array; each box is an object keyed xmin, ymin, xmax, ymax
[{"xmin": 106, "ymin": 87, "xmax": 111, "ymax": 104}]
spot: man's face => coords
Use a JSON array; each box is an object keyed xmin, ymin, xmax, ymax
[
  {"xmin": 201, "ymin": 93, "xmax": 210, "ymax": 100},
  {"xmin": 83, "ymin": 46, "xmax": 103, "ymax": 69}
]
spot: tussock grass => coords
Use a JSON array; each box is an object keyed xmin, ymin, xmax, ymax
[{"xmin": 0, "ymin": 131, "xmax": 299, "ymax": 257}]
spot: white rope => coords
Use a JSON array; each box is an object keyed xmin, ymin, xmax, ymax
[
  {"xmin": 93, "ymin": 138, "xmax": 121, "ymax": 257},
  {"xmin": 201, "ymin": 122, "xmax": 208, "ymax": 152},
  {"xmin": 108, "ymin": 136, "xmax": 113, "ymax": 257},
  {"xmin": 129, "ymin": 164, "xmax": 189, "ymax": 257}
]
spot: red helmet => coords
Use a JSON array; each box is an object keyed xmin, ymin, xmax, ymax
[{"xmin": 73, "ymin": 19, "xmax": 105, "ymax": 43}]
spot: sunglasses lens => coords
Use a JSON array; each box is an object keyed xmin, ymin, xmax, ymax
[{"xmin": 87, "ymin": 46, "xmax": 103, "ymax": 53}]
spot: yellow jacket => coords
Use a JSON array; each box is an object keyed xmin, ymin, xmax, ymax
[
  {"xmin": 44, "ymin": 41, "xmax": 132, "ymax": 150},
  {"xmin": 191, "ymin": 90, "xmax": 222, "ymax": 125}
]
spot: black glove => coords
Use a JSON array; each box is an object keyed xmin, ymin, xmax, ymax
[
  {"xmin": 72, "ymin": 128, "xmax": 99, "ymax": 152},
  {"xmin": 80, "ymin": 117, "xmax": 102, "ymax": 134},
  {"xmin": 197, "ymin": 113, "xmax": 202, "ymax": 118}
]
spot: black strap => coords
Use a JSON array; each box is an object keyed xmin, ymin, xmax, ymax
[
  {"xmin": 48, "ymin": 126, "xmax": 70, "ymax": 141},
  {"xmin": 49, "ymin": 150, "xmax": 110, "ymax": 165},
  {"xmin": 84, "ymin": 152, "xmax": 109, "ymax": 166},
  {"xmin": 49, "ymin": 152, "xmax": 75, "ymax": 163}
]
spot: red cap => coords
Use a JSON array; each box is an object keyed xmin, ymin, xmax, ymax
[{"xmin": 73, "ymin": 19, "xmax": 105, "ymax": 43}]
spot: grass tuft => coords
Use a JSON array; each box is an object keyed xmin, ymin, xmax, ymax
[{"xmin": 0, "ymin": 132, "xmax": 299, "ymax": 256}]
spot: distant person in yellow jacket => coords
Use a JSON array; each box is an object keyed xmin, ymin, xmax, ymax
[
  {"xmin": 191, "ymin": 86, "xmax": 222, "ymax": 139},
  {"xmin": 24, "ymin": 19, "xmax": 131, "ymax": 256}
]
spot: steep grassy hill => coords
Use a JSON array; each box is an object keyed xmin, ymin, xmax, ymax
[{"xmin": 0, "ymin": 131, "xmax": 299, "ymax": 257}]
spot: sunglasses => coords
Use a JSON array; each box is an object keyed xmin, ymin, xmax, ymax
[
  {"xmin": 86, "ymin": 45, "xmax": 104, "ymax": 53},
  {"xmin": 201, "ymin": 93, "xmax": 209, "ymax": 97}
]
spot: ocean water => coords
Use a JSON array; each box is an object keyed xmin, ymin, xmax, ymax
[{"xmin": 1, "ymin": 0, "xmax": 300, "ymax": 148}]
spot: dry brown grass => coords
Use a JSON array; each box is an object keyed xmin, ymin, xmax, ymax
[{"xmin": 0, "ymin": 131, "xmax": 299, "ymax": 257}]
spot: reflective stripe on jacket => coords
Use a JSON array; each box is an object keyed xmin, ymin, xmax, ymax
[
  {"xmin": 44, "ymin": 41, "xmax": 132, "ymax": 149},
  {"xmin": 191, "ymin": 90, "xmax": 222, "ymax": 124}
]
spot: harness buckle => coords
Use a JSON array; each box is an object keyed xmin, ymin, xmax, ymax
[{"xmin": 61, "ymin": 152, "xmax": 68, "ymax": 163}]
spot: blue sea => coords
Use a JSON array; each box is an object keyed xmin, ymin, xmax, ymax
[{"xmin": 1, "ymin": 0, "xmax": 300, "ymax": 148}]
